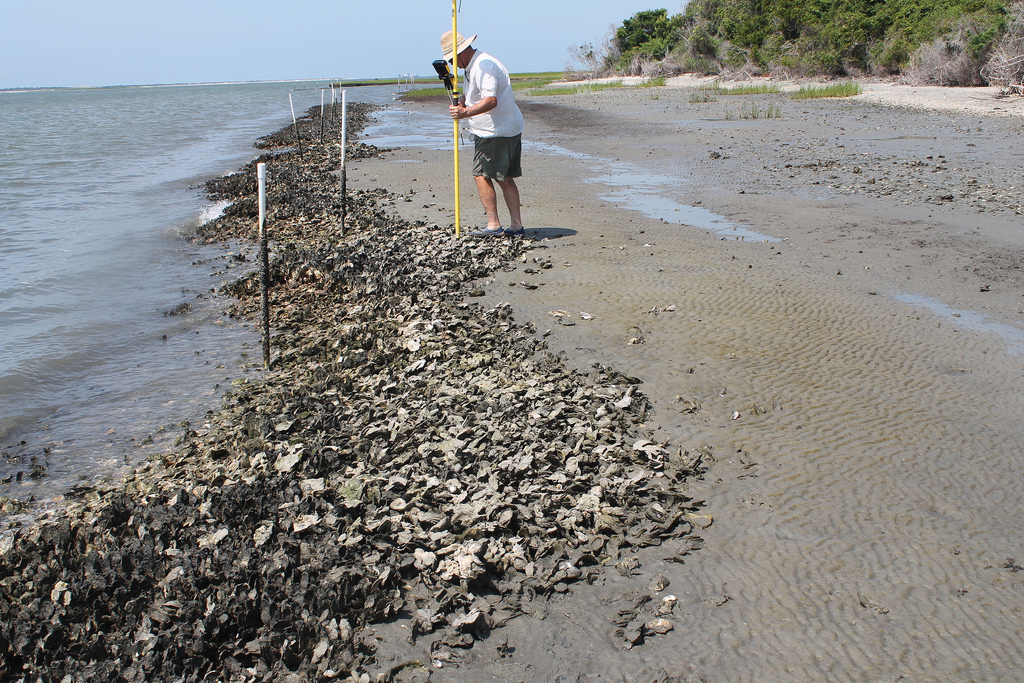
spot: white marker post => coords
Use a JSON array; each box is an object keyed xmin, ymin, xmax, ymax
[
  {"xmin": 257, "ymin": 162, "xmax": 271, "ymax": 368},
  {"xmin": 288, "ymin": 92, "xmax": 303, "ymax": 162},
  {"xmin": 340, "ymin": 89, "xmax": 348, "ymax": 234},
  {"xmin": 319, "ymin": 89, "xmax": 326, "ymax": 143}
]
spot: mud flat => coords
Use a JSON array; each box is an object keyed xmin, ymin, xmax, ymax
[{"xmin": 349, "ymin": 85, "xmax": 1024, "ymax": 681}]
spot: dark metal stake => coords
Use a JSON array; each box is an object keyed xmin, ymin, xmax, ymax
[
  {"xmin": 340, "ymin": 165, "xmax": 347, "ymax": 234},
  {"xmin": 319, "ymin": 90, "xmax": 325, "ymax": 144}
]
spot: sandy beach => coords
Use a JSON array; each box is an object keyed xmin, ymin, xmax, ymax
[{"xmin": 349, "ymin": 82, "xmax": 1024, "ymax": 680}]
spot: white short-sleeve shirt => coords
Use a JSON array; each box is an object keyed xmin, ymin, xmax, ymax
[{"xmin": 463, "ymin": 50, "xmax": 524, "ymax": 138}]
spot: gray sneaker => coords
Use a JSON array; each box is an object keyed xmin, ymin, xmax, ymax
[{"xmin": 468, "ymin": 226, "xmax": 504, "ymax": 236}]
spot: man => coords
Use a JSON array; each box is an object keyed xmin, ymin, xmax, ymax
[{"xmin": 441, "ymin": 31, "xmax": 525, "ymax": 236}]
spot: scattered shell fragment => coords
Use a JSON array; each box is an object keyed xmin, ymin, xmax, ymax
[
  {"xmin": 701, "ymin": 594, "xmax": 732, "ymax": 607},
  {"xmin": 437, "ymin": 541, "xmax": 486, "ymax": 581},
  {"xmin": 198, "ymin": 528, "xmax": 229, "ymax": 548},
  {"xmin": 299, "ymin": 477, "xmax": 325, "ymax": 494},
  {"xmin": 616, "ymin": 556, "xmax": 641, "ymax": 576},
  {"xmin": 657, "ymin": 595, "xmax": 678, "ymax": 615},
  {"xmin": 274, "ymin": 450, "xmax": 303, "ymax": 473},
  {"xmin": 450, "ymin": 609, "xmax": 486, "ymax": 632},
  {"xmin": 686, "ymin": 513, "xmax": 714, "ymax": 529},
  {"xmin": 293, "ymin": 514, "xmax": 321, "ymax": 532},
  {"xmin": 253, "ymin": 522, "xmax": 274, "ymax": 547},
  {"xmin": 414, "ymin": 548, "xmax": 437, "ymax": 570},
  {"xmin": 645, "ymin": 618, "xmax": 674, "ymax": 634},
  {"xmin": 50, "ymin": 581, "xmax": 69, "ymax": 603},
  {"xmin": 647, "ymin": 575, "xmax": 671, "ymax": 593},
  {"xmin": 675, "ymin": 397, "xmax": 701, "ymax": 414}
]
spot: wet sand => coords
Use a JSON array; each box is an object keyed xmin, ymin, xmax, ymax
[{"xmin": 351, "ymin": 85, "xmax": 1024, "ymax": 680}]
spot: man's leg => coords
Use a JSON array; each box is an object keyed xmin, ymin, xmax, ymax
[
  {"xmin": 495, "ymin": 178, "xmax": 523, "ymax": 229},
  {"xmin": 474, "ymin": 175, "xmax": 502, "ymax": 229}
]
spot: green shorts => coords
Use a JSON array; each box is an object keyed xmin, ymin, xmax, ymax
[{"xmin": 472, "ymin": 134, "xmax": 522, "ymax": 181}]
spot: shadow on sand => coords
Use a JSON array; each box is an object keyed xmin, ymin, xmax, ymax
[{"xmin": 525, "ymin": 227, "xmax": 577, "ymax": 239}]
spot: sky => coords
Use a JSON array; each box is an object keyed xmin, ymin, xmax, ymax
[{"xmin": 1, "ymin": 0, "xmax": 687, "ymax": 89}]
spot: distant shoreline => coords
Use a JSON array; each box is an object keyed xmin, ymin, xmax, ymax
[{"xmin": 0, "ymin": 77, "xmax": 398, "ymax": 94}]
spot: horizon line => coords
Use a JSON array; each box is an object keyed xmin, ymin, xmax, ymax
[{"xmin": 0, "ymin": 76, "xmax": 418, "ymax": 94}]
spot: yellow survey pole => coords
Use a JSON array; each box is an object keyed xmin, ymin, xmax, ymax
[{"xmin": 451, "ymin": 0, "xmax": 462, "ymax": 238}]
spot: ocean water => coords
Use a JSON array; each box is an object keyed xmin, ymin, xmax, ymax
[{"xmin": 0, "ymin": 81, "xmax": 397, "ymax": 502}]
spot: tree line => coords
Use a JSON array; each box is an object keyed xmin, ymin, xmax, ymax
[{"xmin": 571, "ymin": 1, "xmax": 1024, "ymax": 87}]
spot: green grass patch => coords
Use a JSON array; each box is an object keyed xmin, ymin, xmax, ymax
[
  {"xmin": 511, "ymin": 71, "xmax": 563, "ymax": 91},
  {"xmin": 511, "ymin": 76, "xmax": 561, "ymax": 91},
  {"xmin": 403, "ymin": 71, "xmax": 563, "ymax": 98},
  {"xmin": 402, "ymin": 86, "xmax": 451, "ymax": 98},
  {"xmin": 528, "ymin": 80, "xmax": 624, "ymax": 96},
  {"xmin": 719, "ymin": 83, "xmax": 783, "ymax": 95},
  {"xmin": 726, "ymin": 103, "xmax": 783, "ymax": 119},
  {"xmin": 638, "ymin": 76, "xmax": 667, "ymax": 87},
  {"xmin": 510, "ymin": 71, "xmax": 563, "ymax": 81},
  {"xmin": 790, "ymin": 82, "xmax": 863, "ymax": 99},
  {"xmin": 331, "ymin": 78, "xmax": 402, "ymax": 87}
]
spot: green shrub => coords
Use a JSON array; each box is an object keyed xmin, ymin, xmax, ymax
[
  {"xmin": 591, "ymin": 0, "xmax": 1013, "ymax": 80},
  {"xmin": 616, "ymin": 9, "xmax": 686, "ymax": 69}
]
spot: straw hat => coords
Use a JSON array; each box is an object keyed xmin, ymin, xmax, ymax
[{"xmin": 440, "ymin": 31, "xmax": 476, "ymax": 60}]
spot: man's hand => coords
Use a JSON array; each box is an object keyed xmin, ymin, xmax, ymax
[
  {"xmin": 449, "ymin": 96, "xmax": 497, "ymax": 120},
  {"xmin": 449, "ymin": 103, "xmax": 468, "ymax": 120}
]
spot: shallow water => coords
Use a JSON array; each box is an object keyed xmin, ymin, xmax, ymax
[
  {"xmin": 361, "ymin": 105, "xmax": 779, "ymax": 242},
  {"xmin": 894, "ymin": 292, "xmax": 1024, "ymax": 356},
  {"xmin": 0, "ymin": 81, "xmax": 395, "ymax": 501}
]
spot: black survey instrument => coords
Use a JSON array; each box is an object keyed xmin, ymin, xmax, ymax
[{"xmin": 432, "ymin": 59, "xmax": 458, "ymax": 105}]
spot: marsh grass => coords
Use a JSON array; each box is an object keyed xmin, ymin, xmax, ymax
[
  {"xmin": 719, "ymin": 82, "xmax": 783, "ymax": 95},
  {"xmin": 510, "ymin": 71, "xmax": 563, "ymax": 81},
  {"xmin": 791, "ymin": 82, "xmax": 863, "ymax": 99},
  {"xmin": 511, "ymin": 73, "xmax": 562, "ymax": 91},
  {"xmin": 529, "ymin": 80, "xmax": 624, "ymax": 96},
  {"xmin": 690, "ymin": 90, "xmax": 719, "ymax": 103},
  {"xmin": 403, "ymin": 86, "xmax": 451, "ymax": 98},
  {"xmin": 639, "ymin": 76, "xmax": 667, "ymax": 87},
  {"xmin": 403, "ymin": 71, "xmax": 563, "ymax": 98},
  {"xmin": 727, "ymin": 102, "xmax": 783, "ymax": 119}
]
